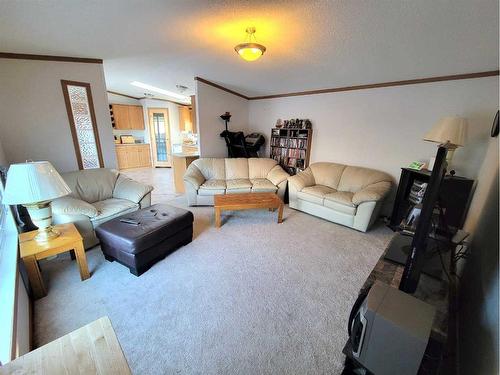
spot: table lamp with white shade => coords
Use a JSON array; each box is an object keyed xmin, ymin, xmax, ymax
[
  {"xmin": 2, "ymin": 161, "xmax": 71, "ymax": 242},
  {"xmin": 423, "ymin": 116, "xmax": 467, "ymax": 173}
]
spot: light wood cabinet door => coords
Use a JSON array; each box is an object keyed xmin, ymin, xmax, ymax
[
  {"xmin": 112, "ymin": 105, "xmax": 131, "ymax": 130},
  {"xmin": 179, "ymin": 106, "xmax": 190, "ymax": 132},
  {"xmin": 128, "ymin": 106, "xmax": 145, "ymax": 130},
  {"xmin": 115, "ymin": 145, "xmax": 151, "ymax": 169},
  {"xmin": 179, "ymin": 105, "xmax": 197, "ymax": 133},
  {"xmin": 138, "ymin": 145, "xmax": 152, "ymax": 167},
  {"xmin": 115, "ymin": 147, "xmax": 128, "ymax": 169},
  {"xmin": 128, "ymin": 146, "xmax": 141, "ymax": 168}
]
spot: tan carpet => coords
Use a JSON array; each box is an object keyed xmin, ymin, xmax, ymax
[{"xmin": 34, "ymin": 198, "xmax": 393, "ymax": 374}]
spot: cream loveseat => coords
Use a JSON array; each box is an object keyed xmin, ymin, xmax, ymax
[
  {"xmin": 52, "ymin": 168, "xmax": 153, "ymax": 248},
  {"xmin": 184, "ymin": 158, "xmax": 289, "ymax": 206},
  {"xmin": 288, "ymin": 163, "xmax": 392, "ymax": 232}
]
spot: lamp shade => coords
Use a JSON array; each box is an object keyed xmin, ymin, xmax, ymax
[
  {"xmin": 423, "ymin": 117, "xmax": 467, "ymax": 147},
  {"xmin": 2, "ymin": 161, "xmax": 71, "ymax": 205}
]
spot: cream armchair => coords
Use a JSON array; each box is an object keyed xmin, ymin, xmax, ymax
[
  {"xmin": 184, "ymin": 158, "xmax": 289, "ymax": 206},
  {"xmin": 288, "ymin": 162, "xmax": 392, "ymax": 232},
  {"xmin": 52, "ymin": 168, "xmax": 153, "ymax": 248}
]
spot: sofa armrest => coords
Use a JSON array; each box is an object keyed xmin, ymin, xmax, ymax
[
  {"xmin": 113, "ymin": 174, "xmax": 154, "ymax": 204},
  {"xmin": 352, "ymin": 181, "xmax": 392, "ymax": 205},
  {"xmin": 51, "ymin": 196, "xmax": 98, "ymax": 218},
  {"xmin": 288, "ymin": 167, "xmax": 315, "ymax": 192},
  {"xmin": 267, "ymin": 165, "xmax": 289, "ymax": 186},
  {"xmin": 184, "ymin": 164, "xmax": 205, "ymax": 190}
]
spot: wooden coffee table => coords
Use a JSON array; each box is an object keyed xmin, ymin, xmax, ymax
[{"xmin": 214, "ymin": 192, "xmax": 284, "ymax": 228}]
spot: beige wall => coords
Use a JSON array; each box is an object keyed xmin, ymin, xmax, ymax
[
  {"xmin": 195, "ymin": 80, "xmax": 249, "ymax": 157},
  {"xmin": 249, "ymin": 77, "xmax": 498, "ymax": 184},
  {"xmin": 463, "ymin": 134, "xmax": 499, "ymax": 233},
  {"xmin": 248, "ymin": 77, "xmax": 499, "ymax": 215},
  {"xmin": 0, "ymin": 136, "xmax": 7, "ymax": 166},
  {"xmin": 0, "ymin": 58, "xmax": 116, "ymax": 172}
]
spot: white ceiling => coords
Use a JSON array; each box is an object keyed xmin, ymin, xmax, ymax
[{"xmin": 0, "ymin": 0, "xmax": 498, "ymax": 99}]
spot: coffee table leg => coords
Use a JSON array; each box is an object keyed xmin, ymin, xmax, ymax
[
  {"xmin": 277, "ymin": 203, "xmax": 284, "ymax": 224},
  {"xmin": 215, "ymin": 207, "xmax": 222, "ymax": 228},
  {"xmin": 74, "ymin": 241, "xmax": 91, "ymax": 281},
  {"xmin": 23, "ymin": 255, "xmax": 47, "ymax": 299}
]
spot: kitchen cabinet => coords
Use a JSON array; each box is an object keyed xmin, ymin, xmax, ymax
[
  {"xmin": 112, "ymin": 104, "xmax": 130, "ymax": 129},
  {"xmin": 129, "ymin": 106, "xmax": 145, "ymax": 129},
  {"xmin": 178, "ymin": 98, "xmax": 197, "ymax": 133},
  {"xmin": 111, "ymin": 104, "xmax": 145, "ymax": 130},
  {"xmin": 115, "ymin": 144, "xmax": 151, "ymax": 169}
]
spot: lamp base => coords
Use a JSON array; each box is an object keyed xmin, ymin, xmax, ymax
[
  {"xmin": 34, "ymin": 226, "xmax": 61, "ymax": 243},
  {"xmin": 24, "ymin": 201, "xmax": 60, "ymax": 243}
]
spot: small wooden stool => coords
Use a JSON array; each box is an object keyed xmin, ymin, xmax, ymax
[{"xmin": 19, "ymin": 223, "xmax": 90, "ymax": 299}]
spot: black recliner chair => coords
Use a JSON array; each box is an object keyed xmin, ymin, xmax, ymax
[{"xmin": 220, "ymin": 130, "xmax": 265, "ymax": 158}]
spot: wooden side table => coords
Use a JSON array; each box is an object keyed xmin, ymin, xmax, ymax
[
  {"xmin": 19, "ymin": 223, "xmax": 90, "ymax": 299},
  {"xmin": 0, "ymin": 316, "xmax": 131, "ymax": 374}
]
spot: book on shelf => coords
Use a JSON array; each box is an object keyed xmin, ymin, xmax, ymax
[{"xmin": 269, "ymin": 125, "xmax": 312, "ymax": 175}]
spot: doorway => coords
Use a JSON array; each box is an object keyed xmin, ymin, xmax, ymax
[{"xmin": 148, "ymin": 108, "xmax": 171, "ymax": 167}]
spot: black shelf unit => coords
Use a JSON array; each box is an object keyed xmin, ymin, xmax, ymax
[
  {"xmin": 269, "ymin": 128, "xmax": 312, "ymax": 175},
  {"xmin": 389, "ymin": 168, "xmax": 474, "ymax": 235}
]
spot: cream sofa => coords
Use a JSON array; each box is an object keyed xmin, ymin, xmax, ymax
[
  {"xmin": 184, "ymin": 158, "xmax": 289, "ymax": 206},
  {"xmin": 288, "ymin": 162, "xmax": 392, "ymax": 232},
  {"xmin": 52, "ymin": 168, "xmax": 153, "ymax": 248}
]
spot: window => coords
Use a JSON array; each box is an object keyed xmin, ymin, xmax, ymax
[
  {"xmin": 0, "ymin": 170, "xmax": 20, "ymax": 364},
  {"xmin": 61, "ymin": 80, "xmax": 104, "ymax": 169}
]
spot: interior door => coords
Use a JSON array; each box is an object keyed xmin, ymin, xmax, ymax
[{"xmin": 148, "ymin": 108, "xmax": 171, "ymax": 167}]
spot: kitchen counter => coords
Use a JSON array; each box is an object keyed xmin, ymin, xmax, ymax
[
  {"xmin": 115, "ymin": 143, "xmax": 149, "ymax": 146},
  {"xmin": 172, "ymin": 152, "xmax": 200, "ymax": 158},
  {"xmin": 172, "ymin": 153, "xmax": 199, "ymax": 193}
]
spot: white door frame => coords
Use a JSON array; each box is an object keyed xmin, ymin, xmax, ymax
[{"xmin": 148, "ymin": 108, "xmax": 172, "ymax": 167}]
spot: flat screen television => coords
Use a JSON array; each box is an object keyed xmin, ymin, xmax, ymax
[{"xmin": 399, "ymin": 145, "xmax": 449, "ymax": 293}]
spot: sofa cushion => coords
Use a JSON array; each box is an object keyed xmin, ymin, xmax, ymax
[
  {"xmin": 338, "ymin": 166, "xmax": 392, "ymax": 193},
  {"xmin": 324, "ymin": 191, "xmax": 357, "ymax": 215},
  {"xmin": 267, "ymin": 165, "xmax": 289, "ymax": 186},
  {"xmin": 198, "ymin": 188, "xmax": 225, "ymax": 196},
  {"xmin": 200, "ymin": 179, "xmax": 226, "ymax": 190},
  {"xmin": 113, "ymin": 174, "xmax": 153, "ymax": 203},
  {"xmin": 198, "ymin": 179, "xmax": 226, "ymax": 196},
  {"xmin": 225, "ymin": 158, "xmax": 249, "ymax": 180},
  {"xmin": 297, "ymin": 185, "xmax": 335, "ymax": 205},
  {"xmin": 310, "ymin": 163, "xmax": 346, "ymax": 190},
  {"xmin": 226, "ymin": 179, "xmax": 252, "ymax": 190},
  {"xmin": 192, "ymin": 158, "xmax": 225, "ymax": 180},
  {"xmin": 52, "ymin": 196, "xmax": 99, "ymax": 218},
  {"xmin": 248, "ymin": 158, "xmax": 277, "ymax": 179},
  {"xmin": 62, "ymin": 168, "xmax": 119, "ymax": 203},
  {"xmin": 91, "ymin": 198, "xmax": 139, "ymax": 227},
  {"xmin": 250, "ymin": 178, "xmax": 278, "ymax": 193}
]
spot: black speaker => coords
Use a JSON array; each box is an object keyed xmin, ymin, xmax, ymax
[{"xmin": 439, "ymin": 177, "xmax": 475, "ymax": 232}]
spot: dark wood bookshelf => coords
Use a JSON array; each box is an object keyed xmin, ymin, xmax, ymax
[{"xmin": 269, "ymin": 127, "xmax": 312, "ymax": 175}]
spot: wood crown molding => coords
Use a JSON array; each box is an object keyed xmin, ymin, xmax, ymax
[
  {"xmin": 196, "ymin": 70, "xmax": 500, "ymax": 101},
  {"xmin": 195, "ymin": 76, "xmax": 249, "ymax": 100},
  {"xmin": 0, "ymin": 52, "xmax": 103, "ymax": 64},
  {"xmin": 107, "ymin": 91, "xmax": 190, "ymax": 107},
  {"xmin": 107, "ymin": 90, "xmax": 142, "ymax": 100}
]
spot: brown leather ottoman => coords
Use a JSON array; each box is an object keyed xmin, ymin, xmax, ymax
[{"xmin": 95, "ymin": 204, "xmax": 194, "ymax": 276}]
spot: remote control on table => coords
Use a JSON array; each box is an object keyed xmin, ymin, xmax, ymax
[{"xmin": 119, "ymin": 218, "xmax": 140, "ymax": 225}]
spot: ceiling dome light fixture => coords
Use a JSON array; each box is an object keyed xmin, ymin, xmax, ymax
[{"xmin": 234, "ymin": 27, "xmax": 266, "ymax": 62}]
